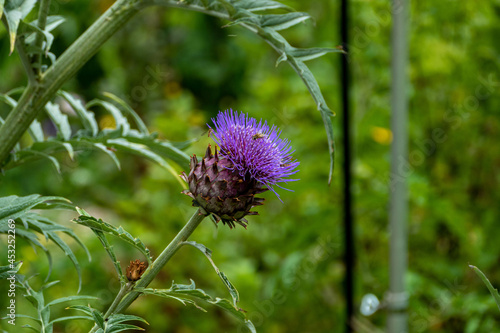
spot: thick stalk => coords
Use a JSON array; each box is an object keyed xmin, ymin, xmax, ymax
[
  {"xmin": 0, "ymin": 0, "xmax": 147, "ymax": 165},
  {"xmin": 88, "ymin": 209, "xmax": 206, "ymax": 333}
]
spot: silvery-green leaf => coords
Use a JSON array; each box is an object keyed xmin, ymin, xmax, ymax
[
  {"xmin": 59, "ymin": 91, "xmax": 98, "ymax": 136},
  {"xmin": 102, "ymin": 92, "xmax": 149, "ymax": 135},
  {"xmin": 470, "ymin": 265, "xmax": 500, "ymax": 311},
  {"xmin": 45, "ymin": 101, "xmax": 71, "ymax": 141},
  {"xmin": 182, "ymin": 241, "xmax": 239, "ymax": 306},
  {"xmin": 260, "ymin": 12, "xmax": 311, "ymax": 31},
  {"xmin": 236, "ymin": 0, "xmax": 292, "ymax": 12},
  {"xmin": 16, "ymin": 150, "xmax": 60, "ymax": 173},
  {"xmin": 105, "ymin": 324, "xmax": 145, "ymax": 333},
  {"xmin": 91, "ymin": 308, "xmax": 104, "ymax": 329},
  {"xmin": 73, "ymin": 212, "xmax": 152, "ymax": 264},
  {"xmin": 2, "ymin": 0, "xmax": 36, "ymax": 53},
  {"xmin": 106, "ymin": 314, "xmax": 149, "ymax": 326},
  {"xmin": 44, "ymin": 295, "xmax": 98, "ymax": 309},
  {"xmin": 48, "ymin": 316, "xmax": 93, "ymax": 325},
  {"xmin": 0, "ymin": 0, "xmax": 5, "ymax": 20},
  {"xmin": 87, "ymin": 99, "xmax": 130, "ymax": 135}
]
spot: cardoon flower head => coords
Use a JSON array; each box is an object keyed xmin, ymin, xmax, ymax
[
  {"xmin": 181, "ymin": 110, "xmax": 299, "ymax": 228},
  {"xmin": 209, "ymin": 110, "xmax": 299, "ymax": 195}
]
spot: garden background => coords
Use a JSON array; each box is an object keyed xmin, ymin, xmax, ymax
[{"xmin": 1, "ymin": 0, "xmax": 499, "ymax": 332}]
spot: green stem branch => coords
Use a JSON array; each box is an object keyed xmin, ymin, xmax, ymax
[
  {"xmin": 114, "ymin": 209, "xmax": 206, "ymax": 313},
  {"xmin": 88, "ymin": 209, "xmax": 206, "ymax": 333},
  {"xmin": 0, "ymin": 0, "xmax": 147, "ymax": 165}
]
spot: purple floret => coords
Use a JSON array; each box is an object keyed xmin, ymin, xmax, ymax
[{"xmin": 208, "ymin": 109, "xmax": 299, "ymax": 198}]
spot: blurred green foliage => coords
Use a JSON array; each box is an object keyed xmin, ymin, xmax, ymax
[{"xmin": 0, "ymin": 0, "xmax": 499, "ymax": 332}]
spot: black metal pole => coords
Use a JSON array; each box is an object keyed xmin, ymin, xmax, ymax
[{"xmin": 340, "ymin": 0, "xmax": 354, "ymax": 331}]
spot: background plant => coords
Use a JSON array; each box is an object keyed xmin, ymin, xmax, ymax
[{"xmin": 1, "ymin": 0, "xmax": 499, "ymax": 332}]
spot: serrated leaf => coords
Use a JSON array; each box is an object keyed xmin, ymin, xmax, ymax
[
  {"xmin": 105, "ymin": 138, "xmax": 185, "ymax": 188},
  {"xmin": 20, "ymin": 324, "xmax": 40, "ymax": 332},
  {"xmin": 59, "ymin": 91, "xmax": 98, "ymax": 136},
  {"xmin": 244, "ymin": 319, "xmax": 257, "ymax": 333},
  {"xmin": 288, "ymin": 59, "xmax": 335, "ymax": 181},
  {"xmin": 47, "ymin": 233, "xmax": 83, "ymax": 292},
  {"xmin": 45, "ymin": 101, "xmax": 71, "ymax": 140},
  {"xmin": 16, "ymin": 149, "xmax": 60, "ymax": 173},
  {"xmin": 278, "ymin": 47, "xmax": 345, "ymax": 65},
  {"xmin": 44, "ymin": 295, "xmax": 98, "ymax": 309},
  {"xmin": 182, "ymin": 241, "xmax": 239, "ymax": 306},
  {"xmin": 93, "ymin": 229, "xmax": 125, "ymax": 282},
  {"xmin": 40, "ymin": 280, "xmax": 59, "ymax": 291},
  {"xmin": 260, "ymin": 12, "xmax": 311, "ymax": 31},
  {"xmin": 0, "ymin": 0, "xmax": 4, "ymax": 20},
  {"xmin": 1, "ymin": 313, "xmax": 38, "ymax": 322},
  {"xmin": 66, "ymin": 305, "xmax": 93, "ymax": 316},
  {"xmin": 48, "ymin": 315, "xmax": 93, "ymax": 325},
  {"xmin": 170, "ymin": 279, "xmax": 212, "ymax": 300},
  {"xmin": 29, "ymin": 119, "xmax": 45, "ymax": 142},
  {"xmin": 136, "ymin": 279, "xmax": 254, "ymax": 330},
  {"xmin": 224, "ymin": 16, "xmax": 260, "ymax": 28},
  {"xmin": 105, "ymin": 324, "xmax": 145, "ymax": 333},
  {"xmin": 209, "ymin": 297, "xmax": 245, "ymax": 320},
  {"xmin": 30, "ymin": 15, "xmax": 65, "ymax": 32},
  {"xmin": 6, "ymin": 140, "xmax": 72, "ymax": 169},
  {"xmin": 470, "ymin": 265, "xmax": 500, "ymax": 311},
  {"xmin": 136, "ymin": 287, "xmax": 207, "ymax": 312},
  {"xmin": 87, "ymin": 99, "xmax": 130, "ymax": 134},
  {"xmin": 0, "ymin": 195, "xmax": 89, "ymax": 287},
  {"xmin": 123, "ymin": 135, "xmax": 190, "ymax": 167},
  {"xmin": 235, "ymin": 0, "xmax": 292, "ymax": 12},
  {"xmin": 21, "ymin": 20, "xmax": 55, "ymax": 55},
  {"xmin": 0, "ymin": 194, "xmax": 70, "ymax": 223},
  {"xmin": 91, "ymin": 308, "xmax": 105, "ymax": 329},
  {"xmin": 0, "ymin": 93, "xmax": 44, "ymax": 142},
  {"xmin": 61, "ymin": 142, "xmax": 74, "ymax": 160},
  {"xmin": 0, "ymin": 261, "xmax": 22, "ymax": 279},
  {"xmin": 3, "ymin": 0, "xmax": 36, "ymax": 53},
  {"xmin": 92, "ymin": 142, "xmax": 121, "ymax": 170},
  {"xmin": 73, "ymin": 213, "xmax": 152, "ymax": 264},
  {"xmin": 106, "ymin": 138, "xmax": 168, "ymax": 168},
  {"xmin": 106, "ymin": 314, "xmax": 149, "ymax": 326},
  {"xmin": 70, "ymin": 208, "xmax": 125, "ymax": 280},
  {"xmin": 102, "ymin": 92, "xmax": 149, "ymax": 135}
]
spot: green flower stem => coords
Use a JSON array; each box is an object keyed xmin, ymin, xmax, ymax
[
  {"xmin": 88, "ymin": 209, "xmax": 206, "ymax": 332},
  {"xmin": 0, "ymin": 0, "xmax": 147, "ymax": 165},
  {"xmin": 115, "ymin": 209, "xmax": 206, "ymax": 312},
  {"xmin": 103, "ymin": 281, "xmax": 134, "ymax": 319},
  {"xmin": 32, "ymin": 0, "xmax": 51, "ymax": 76}
]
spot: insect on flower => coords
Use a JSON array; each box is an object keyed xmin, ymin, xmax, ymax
[{"xmin": 252, "ymin": 133, "xmax": 267, "ymax": 140}]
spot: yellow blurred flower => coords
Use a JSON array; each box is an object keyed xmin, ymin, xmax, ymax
[
  {"xmin": 99, "ymin": 114, "xmax": 116, "ymax": 130},
  {"xmin": 371, "ymin": 126, "xmax": 393, "ymax": 145}
]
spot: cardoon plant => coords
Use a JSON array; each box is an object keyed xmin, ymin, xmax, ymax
[{"xmin": 0, "ymin": 0, "xmax": 340, "ymax": 332}]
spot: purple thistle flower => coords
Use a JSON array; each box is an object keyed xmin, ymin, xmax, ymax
[{"xmin": 208, "ymin": 109, "xmax": 299, "ymax": 198}]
